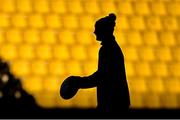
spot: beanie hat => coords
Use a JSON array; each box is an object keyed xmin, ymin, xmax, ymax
[{"xmin": 95, "ymin": 13, "xmax": 116, "ymax": 31}]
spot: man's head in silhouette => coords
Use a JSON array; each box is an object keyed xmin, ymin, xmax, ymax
[{"xmin": 94, "ymin": 13, "xmax": 116, "ymax": 41}]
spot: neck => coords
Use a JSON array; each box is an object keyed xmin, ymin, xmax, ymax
[{"xmin": 101, "ymin": 35, "xmax": 115, "ymax": 45}]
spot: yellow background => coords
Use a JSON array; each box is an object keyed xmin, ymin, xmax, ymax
[{"xmin": 0, "ymin": 0, "xmax": 180, "ymax": 109}]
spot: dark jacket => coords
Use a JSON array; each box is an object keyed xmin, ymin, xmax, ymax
[{"xmin": 79, "ymin": 36, "xmax": 130, "ymax": 112}]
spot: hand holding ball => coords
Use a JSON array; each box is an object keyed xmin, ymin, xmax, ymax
[{"xmin": 60, "ymin": 76, "xmax": 81, "ymax": 99}]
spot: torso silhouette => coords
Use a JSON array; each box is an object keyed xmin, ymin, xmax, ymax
[
  {"xmin": 97, "ymin": 36, "xmax": 130, "ymax": 112},
  {"xmin": 79, "ymin": 36, "xmax": 130, "ymax": 112}
]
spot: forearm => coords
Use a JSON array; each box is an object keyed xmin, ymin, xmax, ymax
[{"xmin": 78, "ymin": 71, "xmax": 100, "ymax": 88}]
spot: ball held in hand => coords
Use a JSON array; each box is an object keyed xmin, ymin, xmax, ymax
[{"xmin": 60, "ymin": 76, "xmax": 80, "ymax": 99}]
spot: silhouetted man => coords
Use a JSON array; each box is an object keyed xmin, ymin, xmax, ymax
[{"xmin": 60, "ymin": 13, "xmax": 130, "ymax": 113}]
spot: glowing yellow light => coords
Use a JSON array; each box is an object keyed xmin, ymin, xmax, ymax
[
  {"xmin": 15, "ymin": 91, "xmax": 21, "ymax": 99},
  {"xmin": 1, "ymin": 74, "xmax": 9, "ymax": 83}
]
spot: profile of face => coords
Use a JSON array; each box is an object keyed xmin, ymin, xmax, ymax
[
  {"xmin": 94, "ymin": 13, "xmax": 116, "ymax": 41},
  {"xmin": 94, "ymin": 26, "xmax": 114, "ymax": 41},
  {"xmin": 94, "ymin": 28, "xmax": 105, "ymax": 41}
]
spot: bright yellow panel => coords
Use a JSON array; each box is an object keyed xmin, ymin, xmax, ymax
[
  {"xmin": 66, "ymin": 60, "xmax": 82, "ymax": 75},
  {"xmin": 41, "ymin": 29, "xmax": 57, "ymax": 44},
  {"xmin": 45, "ymin": 14, "xmax": 62, "ymax": 29},
  {"xmin": 63, "ymin": 15, "xmax": 78, "ymax": 29},
  {"xmin": 84, "ymin": 1, "xmax": 100, "ymax": 14},
  {"xmin": 24, "ymin": 29, "xmax": 40, "ymax": 44},
  {"xmin": 101, "ymin": 1, "xmax": 117, "ymax": 14},
  {"xmin": 22, "ymin": 76, "xmax": 43, "ymax": 93},
  {"xmin": 135, "ymin": 62, "xmax": 152, "ymax": 77},
  {"xmin": 146, "ymin": 78, "xmax": 165, "ymax": 93},
  {"xmin": 6, "ymin": 29, "xmax": 23, "ymax": 44},
  {"xmin": 0, "ymin": 44, "xmax": 17, "ymax": 61},
  {"xmin": 28, "ymin": 14, "xmax": 45, "ymax": 28},
  {"xmin": 124, "ymin": 46, "xmax": 139, "ymax": 61},
  {"xmin": 18, "ymin": 44, "xmax": 35, "ymax": 60},
  {"xmin": 143, "ymin": 94, "xmax": 161, "ymax": 108},
  {"xmin": 34, "ymin": 0, "xmax": 49, "ymax": 13},
  {"xmin": 0, "ymin": 13, "xmax": 10, "ymax": 28},
  {"xmin": 173, "ymin": 47, "xmax": 180, "ymax": 62},
  {"xmin": 156, "ymin": 47, "xmax": 172, "ymax": 62},
  {"xmin": 79, "ymin": 15, "xmax": 95, "ymax": 30},
  {"xmin": 139, "ymin": 47, "xmax": 155, "ymax": 62},
  {"xmin": 129, "ymin": 78, "xmax": 147, "ymax": 93},
  {"xmin": 151, "ymin": 2, "xmax": 166, "ymax": 15},
  {"xmin": 67, "ymin": 0, "xmax": 83, "ymax": 14},
  {"xmin": 34, "ymin": 91, "xmax": 57, "ymax": 108},
  {"xmin": 152, "ymin": 62, "xmax": 168, "ymax": 77},
  {"xmin": 143, "ymin": 31, "xmax": 159, "ymax": 46},
  {"xmin": 51, "ymin": 0, "xmax": 67, "ymax": 14},
  {"xmin": 167, "ymin": 2, "xmax": 180, "ymax": 16},
  {"xmin": 83, "ymin": 61, "xmax": 97, "ymax": 75},
  {"xmin": 160, "ymin": 31, "xmax": 176, "ymax": 46},
  {"xmin": 76, "ymin": 30, "xmax": 93, "ymax": 45},
  {"xmin": 43, "ymin": 76, "xmax": 60, "ymax": 92},
  {"xmin": 0, "ymin": 30, "xmax": 5, "ymax": 43},
  {"xmin": 134, "ymin": 2, "xmax": 150, "ymax": 15},
  {"xmin": 115, "ymin": 31, "xmax": 128, "ymax": 46},
  {"xmin": 170, "ymin": 63, "xmax": 180, "ymax": 77},
  {"xmin": 31, "ymin": 60, "xmax": 48, "ymax": 76},
  {"xmin": 11, "ymin": 14, "xmax": 27, "ymax": 28},
  {"xmin": 16, "ymin": 0, "xmax": 32, "ymax": 13},
  {"xmin": 130, "ymin": 93, "xmax": 144, "ymax": 108},
  {"xmin": 126, "ymin": 31, "xmax": 143, "ymax": 46},
  {"xmin": 86, "ymin": 45, "xmax": 99, "ymax": 60},
  {"xmin": 161, "ymin": 95, "xmax": 179, "ymax": 108},
  {"xmin": 1, "ymin": 0, "xmax": 15, "ymax": 13},
  {"xmin": 164, "ymin": 78, "xmax": 180, "ymax": 93},
  {"xmin": 146, "ymin": 16, "xmax": 162, "ymax": 30},
  {"xmin": 163, "ymin": 17, "xmax": 179, "ymax": 31},
  {"xmin": 125, "ymin": 62, "xmax": 135, "ymax": 77},
  {"xmin": 48, "ymin": 60, "xmax": 66, "ymax": 76},
  {"xmin": 11, "ymin": 60, "xmax": 30, "ymax": 77},
  {"xmin": 130, "ymin": 16, "xmax": 146, "ymax": 30},
  {"xmin": 117, "ymin": 2, "xmax": 133, "ymax": 15},
  {"xmin": 116, "ymin": 15, "xmax": 130, "ymax": 30},
  {"xmin": 58, "ymin": 30, "xmax": 75, "ymax": 45},
  {"xmin": 35, "ymin": 44, "xmax": 52, "ymax": 60},
  {"xmin": 70, "ymin": 45, "xmax": 87, "ymax": 61},
  {"xmin": 52, "ymin": 45, "xmax": 70, "ymax": 60}
]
